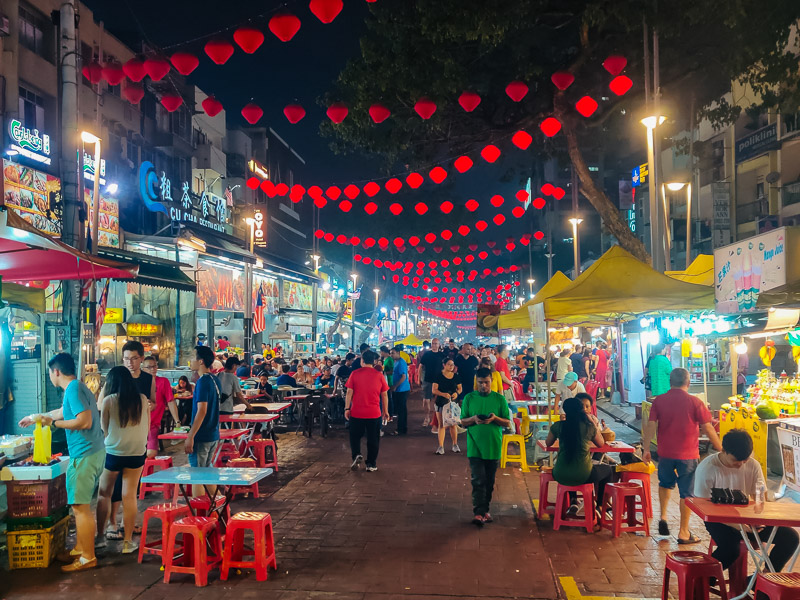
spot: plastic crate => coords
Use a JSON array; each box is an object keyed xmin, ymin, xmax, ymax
[
  {"xmin": 7, "ymin": 475, "xmax": 67, "ymax": 519},
  {"xmin": 7, "ymin": 516, "xmax": 69, "ymax": 569},
  {"xmin": 7, "ymin": 506, "xmax": 70, "ymax": 531}
]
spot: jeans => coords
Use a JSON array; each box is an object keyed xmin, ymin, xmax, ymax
[
  {"xmin": 705, "ymin": 522, "xmax": 800, "ymax": 572},
  {"xmin": 349, "ymin": 417, "xmax": 381, "ymax": 466},
  {"xmin": 393, "ymin": 391, "xmax": 409, "ymax": 434},
  {"xmin": 469, "ymin": 457, "xmax": 499, "ymax": 516},
  {"xmin": 387, "ymin": 390, "xmax": 394, "ymax": 417}
]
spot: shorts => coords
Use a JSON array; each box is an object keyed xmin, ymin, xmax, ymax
[
  {"xmin": 657, "ymin": 457, "xmax": 698, "ymax": 499},
  {"xmin": 188, "ymin": 440, "xmax": 219, "ymax": 468},
  {"xmin": 435, "ymin": 397, "xmax": 450, "ymax": 410},
  {"xmin": 423, "ymin": 382, "xmax": 434, "ymax": 400},
  {"xmin": 147, "ymin": 423, "xmax": 161, "ymax": 451},
  {"xmin": 105, "ymin": 452, "xmax": 146, "ymax": 472},
  {"xmin": 66, "ymin": 448, "xmax": 105, "ymax": 505}
]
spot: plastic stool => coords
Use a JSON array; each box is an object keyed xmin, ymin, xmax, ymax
[
  {"xmin": 662, "ymin": 551, "xmax": 728, "ymax": 600},
  {"xmin": 190, "ymin": 496, "xmax": 231, "ymax": 522},
  {"xmin": 538, "ymin": 469, "xmax": 556, "ymax": 519},
  {"xmin": 600, "ymin": 482, "xmax": 649, "ymax": 538},
  {"xmin": 500, "ymin": 434, "xmax": 530, "ymax": 472},
  {"xmin": 138, "ymin": 503, "xmax": 191, "ymax": 564},
  {"xmin": 708, "ymin": 539, "xmax": 748, "ymax": 597},
  {"xmin": 227, "ymin": 457, "xmax": 259, "ymax": 498},
  {"xmin": 753, "ymin": 573, "xmax": 800, "ymax": 599},
  {"xmin": 553, "ymin": 483, "xmax": 596, "ymax": 533},
  {"xmin": 139, "ymin": 456, "xmax": 174, "ymax": 499},
  {"xmin": 220, "ymin": 512, "xmax": 278, "ymax": 582},
  {"xmin": 246, "ymin": 438, "xmax": 278, "ymax": 471},
  {"xmin": 164, "ymin": 516, "xmax": 223, "ymax": 587},
  {"xmin": 214, "ymin": 445, "xmax": 242, "ymax": 467},
  {"xmin": 620, "ymin": 471, "xmax": 653, "ymax": 518}
]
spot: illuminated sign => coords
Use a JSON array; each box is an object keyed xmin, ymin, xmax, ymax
[
  {"xmin": 253, "ymin": 208, "xmax": 266, "ymax": 248},
  {"xmin": 83, "ymin": 152, "xmax": 106, "ymax": 185},
  {"xmin": 631, "ymin": 163, "xmax": 648, "ymax": 187},
  {"xmin": 248, "ymin": 159, "xmax": 269, "ymax": 180},
  {"xmin": 126, "ymin": 322, "xmax": 162, "ymax": 336},
  {"xmin": 7, "ymin": 119, "xmax": 51, "ymax": 165},
  {"xmin": 104, "ymin": 308, "xmax": 124, "ymax": 324}
]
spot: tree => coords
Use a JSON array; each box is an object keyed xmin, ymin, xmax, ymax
[{"xmin": 323, "ymin": 0, "xmax": 800, "ymax": 264}]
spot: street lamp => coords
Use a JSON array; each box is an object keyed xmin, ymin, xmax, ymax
[
  {"xmin": 310, "ymin": 254, "xmax": 321, "ymax": 273},
  {"xmin": 641, "ymin": 115, "xmax": 668, "ymax": 271},
  {"xmin": 568, "ymin": 218, "xmax": 583, "ymax": 278},
  {"xmin": 527, "ymin": 278, "xmax": 535, "ymax": 299},
  {"xmin": 664, "ymin": 182, "xmax": 693, "ymax": 268},
  {"xmin": 244, "ymin": 217, "xmax": 256, "ymax": 253},
  {"xmin": 351, "ymin": 273, "xmax": 358, "ymax": 351}
]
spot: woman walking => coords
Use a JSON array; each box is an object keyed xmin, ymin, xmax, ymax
[
  {"xmin": 432, "ymin": 358, "xmax": 462, "ymax": 454},
  {"xmin": 96, "ymin": 366, "xmax": 150, "ymax": 553}
]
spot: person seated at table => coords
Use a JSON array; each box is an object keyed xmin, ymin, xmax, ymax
[
  {"xmin": 236, "ymin": 360, "xmax": 252, "ymax": 378},
  {"xmin": 316, "ymin": 367, "xmax": 334, "ymax": 387},
  {"xmin": 555, "ymin": 372, "xmax": 586, "ymax": 415},
  {"xmin": 695, "ymin": 429, "xmax": 799, "ymax": 574},
  {"xmin": 545, "ymin": 396, "xmax": 613, "ymax": 519},
  {"xmin": 251, "ymin": 357, "xmax": 265, "ymax": 377},
  {"xmin": 308, "ymin": 358, "xmax": 321, "ymax": 377},
  {"xmin": 276, "ymin": 364, "xmax": 299, "ymax": 387},
  {"xmin": 173, "ymin": 376, "xmax": 193, "ymax": 425},
  {"xmin": 219, "ymin": 357, "xmax": 252, "ymax": 415},
  {"xmin": 474, "ymin": 357, "xmax": 503, "ymax": 394},
  {"xmin": 256, "ymin": 373, "xmax": 274, "ymax": 401}
]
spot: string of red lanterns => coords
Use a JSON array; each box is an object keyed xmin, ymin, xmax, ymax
[{"xmin": 351, "ymin": 234, "xmax": 534, "ymax": 258}]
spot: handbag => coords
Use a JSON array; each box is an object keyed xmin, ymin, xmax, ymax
[{"xmin": 207, "ymin": 373, "xmax": 228, "ymax": 404}]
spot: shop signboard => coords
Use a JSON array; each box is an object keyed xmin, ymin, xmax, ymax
[
  {"xmin": 82, "ymin": 152, "xmax": 106, "ymax": 184},
  {"xmin": 196, "ymin": 258, "xmax": 245, "ymax": 311},
  {"xmin": 714, "ymin": 227, "xmax": 800, "ymax": 313},
  {"xmin": 252, "ymin": 274, "xmax": 279, "ymax": 315},
  {"xmin": 777, "ymin": 418, "xmax": 800, "ymax": 493},
  {"xmin": 252, "ymin": 208, "xmax": 266, "ymax": 248},
  {"xmin": 104, "ymin": 308, "xmax": 124, "ymax": 324},
  {"xmin": 720, "ymin": 407, "xmax": 768, "ymax": 477},
  {"xmin": 84, "ymin": 188, "xmax": 119, "ymax": 248},
  {"xmin": 631, "ymin": 163, "xmax": 648, "ymax": 188},
  {"xmin": 343, "ymin": 299, "xmax": 353, "ymax": 322},
  {"xmin": 7, "ymin": 119, "xmax": 51, "ymax": 165},
  {"xmin": 2, "ymin": 159, "xmax": 60, "ymax": 234},
  {"xmin": 735, "ymin": 123, "xmax": 778, "ymax": 164},
  {"xmin": 126, "ymin": 323, "xmax": 161, "ymax": 336},
  {"xmin": 476, "ymin": 303, "xmax": 500, "ymax": 336},
  {"xmin": 317, "ymin": 288, "xmax": 340, "ymax": 313},
  {"xmin": 282, "ymin": 280, "xmax": 313, "ymax": 311}
]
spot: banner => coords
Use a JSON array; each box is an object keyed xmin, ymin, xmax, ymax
[
  {"xmin": 84, "ymin": 188, "xmax": 120, "ymax": 248},
  {"xmin": 317, "ymin": 288, "xmax": 340, "ymax": 312},
  {"xmin": 476, "ymin": 303, "xmax": 500, "ymax": 336},
  {"xmin": 2, "ymin": 159, "xmax": 60, "ymax": 234},
  {"xmin": 720, "ymin": 407, "xmax": 768, "ymax": 478},
  {"xmin": 282, "ymin": 281, "xmax": 313, "ymax": 311},
  {"xmin": 777, "ymin": 419, "xmax": 800, "ymax": 493},
  {"xmin": 196, "ymin": 259, "xmax": 245, "ymax": 311},
  {"xmin": 252, "ymin": 274, "xmax": 279, "ymax": 315}
]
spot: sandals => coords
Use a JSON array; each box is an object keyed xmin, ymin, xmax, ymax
[
  {"xmin": 658, "ymin": 520, "xmax": 670, "ymax": 536},
  {"xmin": 105, "ymin": 527, "xmax": 123, "ymax": 541},
  {"xmin": 677, "ymin": 533, "xmax": 701, "ymax": 545}
]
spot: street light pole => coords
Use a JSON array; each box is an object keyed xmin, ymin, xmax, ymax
[
  {"xmin": 569, "ymin": 218, "xmax": 583, "ymax": 278},
  {"xmin": 81, "ymin": 131, "xmax": 101, "ymax": 365},
  {"xmin": 527, "ymin": 278, "xmax": 535, "ymax": 299},
  {"xmin": 642, "ymin": 115, "xmax": 667, "ymax": 271},
  {"xmin": 351, "ymin": 273, "xmax": 358, "ymax": 351}
]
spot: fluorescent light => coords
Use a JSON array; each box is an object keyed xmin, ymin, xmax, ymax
[
  {"xmin": 81, "ymin": 131, "xmax": 100, "ymax": 144},
  {"xmin": 105, "ymin": 183, "xmax": 118, "ymax": 194}
]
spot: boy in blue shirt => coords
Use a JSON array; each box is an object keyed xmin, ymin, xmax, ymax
[
  {"xmin": 390, "ymin": 346, "xmax": 411, "ymax": 435},
  {"xmin": 186, "ymin": 346, "xmax": 220, "ymax": 474}
]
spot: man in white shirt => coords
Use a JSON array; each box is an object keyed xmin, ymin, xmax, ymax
[
  {"xmin": 554, "ymin": 372, "xmax": 586, "ymax": 414},
  {"xmin": 695, "ymin": 429, "xmax": 799, "ymax": 573},
  {"xmin": 556, "ymin": 349, "xmax": 573, "ymax": 383}
]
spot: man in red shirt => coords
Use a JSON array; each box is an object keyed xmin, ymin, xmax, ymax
[
  {"xmin": 345, "ymin": 349, "xmax": 389, "ymax": 472},
  {"xmin": 142, "ymin": 356, "xmax": 181, "ymax": 459},
  {"xmin": 643, "ymin": 368, "xmax": 722, "ymax": 544},
  {"xmin": 494, "ymin": 344, "xmax": 514, "ymax": 402}
]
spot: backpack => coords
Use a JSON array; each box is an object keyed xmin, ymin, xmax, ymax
[{"xmin": 442, "ymin": 401, "xmax": 461, "ymax": 427}]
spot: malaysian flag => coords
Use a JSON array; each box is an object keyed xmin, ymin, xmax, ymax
[
  {"xmin": 95, "ymin": 279, "xmax": 110, "ymax": 338},
  {"xmin": 253, "ymin": 283, "xmax": 266, "ymax": 334}
]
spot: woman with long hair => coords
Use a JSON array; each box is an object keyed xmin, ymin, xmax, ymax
[
  {"xmin": 474, "ymin": 357, "xmax": 503, "ymax": 394},
  {"xmin": 174, "ymin": 376, "xmax": 193, "ymax": 425},
  {"xmin": 96, "ymin": 366, "xmax": 150, "ymax": 553},
  {"xmin": 545, "ymin": 396, "xmax": 613, "ymax": 520},
  {"xmin": 432, "ymin": 358, "xmax": 462, "ymax": 455}
]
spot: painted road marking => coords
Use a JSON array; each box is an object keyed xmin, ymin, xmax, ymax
[{"xmin": 559, "ymin": 576, "xmax": 659, "ymax": 600}]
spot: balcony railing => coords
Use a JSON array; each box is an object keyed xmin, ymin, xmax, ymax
[{"xmin": 782, "ymin": 181, "xmax": 800, "ymax": 209}]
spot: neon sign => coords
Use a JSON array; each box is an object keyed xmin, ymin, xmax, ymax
[
  {"xmin": 83, "ymin": 152, "xmax": 106, "ymax": 184},
  {"xmin": 253, "ymin": 208, "xmax": 266, "ymax": 247},
  {"xmin": 8, "ymin": 119, "xmax": 51, "ymax": 165}
]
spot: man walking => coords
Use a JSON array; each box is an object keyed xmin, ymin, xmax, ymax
[
  {"xmin": 455, "ymin": 342, "xmax": 479, "ymax": 399},
  {"xmin": 345, "ymin": 350, "xmax": 389, "ymax": 471},
  {"xmin": 20, "ymin": 353, "xmax": 105, "ymax": 572},
  {"xmin": 186, "ymin": 346, "xmax": 221, "ymax": 480},
  {"xmin": 643, "ymin": 367, "xmax": 722, "ymax": 543},
  {"xmin": 390, "ymin": 346, "xmax": 410, "ymax": 435},
  {"xmin": 380, "ymin": 345, "xmax": 395, "ymax": 417},
  {"xmin": 460, "ymin": 368, "xmax": 511, "ymax": 526},
  {"xmin": 420, "ymin": 338, "xmax": 445, "ymax": 430}
]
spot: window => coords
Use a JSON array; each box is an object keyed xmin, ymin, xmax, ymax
[
  {"xmin": 19, "ymin": 3, "xmax": 50, "ymax": 61},
  {"xmin": 18, "ymin": 86, "xmax": 45, "ymax": 131},
  {"xmin": 126, "ymin": 137, "xmax": 139, "ymax": 164},
  {"xmin": 171, "ymin": 107, "xmax": 191, "ymax": 140}
]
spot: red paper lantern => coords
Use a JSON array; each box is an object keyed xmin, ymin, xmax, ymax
[
  {"xmin": 457, "ymin": 225, "xmax": 470, "ymax": 236},
  {"xmin": 541, "ymin": 183, "xmax": 555, "ymax": 196},
  {"xmin": 475, "ymin": 220, "xmax": 488, "ymax": 232},
  {"xmin": 440, "ymin": 201, "xmax": 453, "ymax": 214},
  {"xmin": 424, "ymin": 233, "xmax": 436, "ymax": 244},
  {"xmin": 452, "ymin": 156, "xmax": 473, "ymax": 174},
  {"xmin": 204, "ymin": 39, "xmax": 235, "ymax": 65},
  {"xmin": 364, "ymin": 238, "xmax": 375, "ymax": 248},
  {"xmin": 339, "ymin": 200, "xmax": 352, "ymax": 212},
  {"xmin": 414, "ymin": 202, "xmax": 428, "ymax": 215},
  {"xmin": 551, "ymin": 71, "xmax": 575, "ymax": 90},
  {"xmin": 540, "ymin": 117, "xmax": 562, "ymax": 137},
  {"xmin": 532, "ymin": 197, "xmax": 546, "ymax": 209},
  {"xmin": 246, "ymin": 177, "xmax": 260, "ymax": 190},
  {"xmin": 241, "ymin": 102, "xmax": 263, "ymax": 124},
  {"xmin": 441, "ymin": 230, "xmax": 453, "ymax": 241},
  {"xmin": 493, "ymin": 214, "xmax": 506, "ymax": 226},
  {"xmin": 453, "ymin": 257, "xmax": 462, "ymax": 265},
  {"xmin": 464, "ymin": 199, "xmax": 479, "ymax": 212},
  {"xmin": 82, "ymin": 60, "xmax": 103, "ymax": 84},
  {"xmin": 389, "ymin": 203, "xmax": 403, "ymax": 216},
  {"xmin": 123, "ymin": 58, "xmax": 146, "ymax": 82},
  {"xmin": 363, "ymin": 257, "xmax": 372, "ymax": 265},
  {"xmin": 234, "ymin": 26, "xmax": 264, "ymax": 54},
  {"xmin": 314, "ymin": 229, "xmax": 325, "ymax": 239},
  {"xmin": 552, "ymin": 186, "xmax": 566, "ymax": 200},
  {"xmin": 432, "ymin": 248, "xmax": 442, "ymax": 255},
  {"xmin": 486, "ymin": 241, "xmax": 496, "ymax": 249},
  {"xmin": 336, "ymin": 234, "xmax": 348, "ymax": 244},
  {"xmin": 466, "ymin": 255, "xmax": 475, "ymax": 263},
  {"xmin": 481, "ymin": 144, "xmax": 501, "ymax": 163},
  {"xmin": 201, "ymin": 95, "xmax": 224, "ymax": 117},
  {"xmin": 290, "ymin": 185, "xmax": 305, "ymax": 202},
  {"xmin": 416, "ymin": 247, "xmax": 426, "ymax": 253},
  {"xmin": 512, "ymin": 206, "xmax": 525, "ymax": 218},
  {"xmin": 364, "ymin": 182, "xmax": 381, "ymax": 197},
  {"xmin": 393, "ymin": 237, "xmax": 404, "ymax": 248},
  {"xmin": 516, "ymin": 190, "xmax": 529, "ymax": 203},
  {"xmin": 101, "ymin": 62, "xmax": 126, "ymax": 85},
  {"xmin": 283, "ymin": 104, "xmax": 306, "ymax": 124},
  {"xmin": 408, "ymin": 236, "xmax": 420, "ymax": 246},
  {"xmin": 144, "ymin": 57, "xmax": 171, "ymax": 81},
  {"xmin": 406, "ymin": 172, "xmax": 424, "ymax": 189},
  {"xmin": 478, "ymin": 252, "xmax": 488, "ymax": 260},
  {"xmin": 260, "ymin": 180, "xmax": 275, "ymax": 195},
  {"xmin": 275, "ymin": 183, "xmax": 289, "ymax": 196},
  {"xmin": 505, "ymin": 242, "xmax": 517, "ymax": 252},
  {"xmin": 603, "ymin": 55, "xmax": 627, "ymax": 76},
  {"xmin": 512, "ymin": 130, "xmax": 533, "ymax": 150},
  {"xmin": 609, "ymin": 75, "xmax": 633, "ymax": 96},
  {"xmin": 449, "ymin": 246, "xmax": 460, "ymax": 253},
  {"xmin": 385, "ymin": 178, "xmax": 402, "ymax": 194},
  {"xmin": 309, "ymin": 0, "xmax": 343, "ymax": 24},
  {"xmin": 344, "ymin": 184, "xmax": 360, "ymax": 200},
  {"xmin": 269, "ymin": 13, "xmax": 302, "ymax": 42},
  {"xmin": 170, "ymin": 52, "xmax": 199, "ymax": 75},
  {"xmin": 326, "ymin": 186, "xmax": 341, "ymax": 200},
  {"xmin": 378, "ymin": 237, "xmax": 389, "ymax": 247},
  {"xmin": 160, "ymin": 94, "xmax": 183, "ymax": 112},
  {"xmin": 364, "ymin": 202, "xmax": 378, "ymax": 215},
  {"xmin": 533, "ymin": 230, "xmax": 545, "ymax": 240},
  {"xmin": 429, "ymin": 167, "xmax": 447, "ymax": 184},
  {"xmin": 458, "ymin": 91, "xmax": 481, "ymax": 112},
  {"xmin": 505, "ymin": 80, "xmax": 529, "ymax": 102},
  {"xmin": 326, "ymin": 102, "xmax": 348, "ymax": 123},
  {"xmin": 468, "ymin": 244, "xmax": 478, "ymax": 251},
  {"xmin": 414, "ymin": 97, "xmax": 437, "ymax": 120},
  {"xmin": 323, "ymin": 232, "xmax": 334, "ymax": 242},
  {"xmin": 308, "ymin": 185, "xmax": 323, "ymax": 198},
  {"xmin": 314, "ymin": 197, "xmax": 328, "ymax": 208},
  {"xmin": 369, "ymin": 103, "xmax": 391, "ymax": 124},
  {"xmin": 575, "ymin": 96, "xmax": 598, "ymax": 118},
  {"xmin": 490, "ymin": 195, "xmax": 504, "ymax": 208},
  {"xmin": 123, "ymin": 83, "xmax": 144, "ymax": 104},
  {"xmin": 520, "ymin": 236, "xmax": 530, "ymax": 246}
]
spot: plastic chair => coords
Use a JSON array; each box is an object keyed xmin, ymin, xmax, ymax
[
  {"xmin": 163, "ymin": 516, "xmax": 223, "ymax": 587},
  {"xmin": 189, "ymin": 496, "xmax": 230, "ymax": 522},
  {"xmin": 138, "ymin": 503, "xmax": 191, "ymax": 564},
  {"xmin": 537, "ymin": 468, "xmax": 556, "ymax": 519},
  {"xmin": 511, "ymin": 379, "xmax": 526, "ymax": 402},
  {"xmin": 753, "ymin": 573, "xmax": 800, "ymax": 599},
  {"xmin": 620, "ymin": 470, "xmax": 653, "ymax": 518},
  {"xmin": 139, "ymin": 456, "xmax": 174, "ymax": 499},
  {"xmin": 227, "ymin": 457, "xmax": 259, "ymax": 499},
  {"xmin": 708, "ymin": 539, "xmax": 748, "ymax": 597},
  {"xmin": 661, "ymin": 551, "xmax": 728, "ymax": 600},
  {"xmin": 553, "ymin": 483, "xmax": 596, "ymax": 533},
  {"xmin": 600, "ymin": 482, "xmax": 649, "ymax": 538},
  {"xmin": 220, "ymin": 512, "xmax": 278, "ymax": 582},
  {"xmin": 246, "ymin": 438, "xmax": 278, "ymax": 471},
  {"xmin": 213, "ymin": 444, "xmax": 242, "ymax": 467},
  {"xmin": 500, "ymin": 434, "xmax": 529, "ymax": 472}
]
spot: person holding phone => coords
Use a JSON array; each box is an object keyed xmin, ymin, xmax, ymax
[{"xmin": 432, "ymin": 359, "xmax": 462, "ymax": 455}]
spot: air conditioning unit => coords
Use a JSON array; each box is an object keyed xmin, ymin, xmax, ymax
[{"xmin": 0, "ymin": 15, "xmax": 10, "ymax": 37}]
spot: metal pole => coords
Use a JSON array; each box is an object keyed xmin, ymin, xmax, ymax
[
  {"xmin": 174, "ymin": 243, "xmax": 181, "ymax": 368},
  {"xmin": 685, "ymin": 184, "xmax": 693, "ymax": 269},
  {"xmin": 244, "ymin": 227, "xmax": 254, "ymax": 365},
  {"xmin": 653, "ymin": 26, "xmax": 666, "ymax": 270}
]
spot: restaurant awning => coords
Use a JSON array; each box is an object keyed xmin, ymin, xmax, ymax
[
  {"xmin": 497, "ymin": 271, "xmax": 572, "ymax": 330},
  {"xmin": 397, "ymin": 333, "xmax": 425, "ymax": 346},
  {"xmin": 543, "ymin": 245, "xmax": 715, "ymax": 325},
  {"xmin": 98, "ymin": 248, "xmax": 196, "ymax": 292},
  {"xmin": 665, "ymin": 254, "xmax": 714, "ymax": 286},
  {"xmin": 2, "ymin": 282, "xmax": 45, "ymax": 313},
  {"xmin": 756, "ymin": 280, "xmax": 800, "ymax": 309},
  {"xmin": 0, "ymin": 208, "xmax": 137, "ymax": 282}
]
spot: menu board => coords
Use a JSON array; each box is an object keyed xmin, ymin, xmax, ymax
[
  {"xmin": 252, "ymin": 274, "xmax": 280, "ymax": 315},
  {"xmin": 317, "ymin": 288, "xmax": 341, "ymax": 313},
  {"xmin": 196, "ymin": 259, "xmax": 245, "ymax": 311},
  {"xmin": 2, "ymin": 159, "xmax": 60, "ymax": 234},
  {"xmin": 777, "ymin": 418, "xmax": 800, "ymax": 493},
  {"xmin": 84, "ymin": 188, "xmax": 120, "ymax": 248},
  {"xmin": 283, "ymin": 281, "xmax": 313, "ymax": 311}
]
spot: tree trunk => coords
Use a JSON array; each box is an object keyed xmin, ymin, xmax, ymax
[
  {"xmin": 327, "ymin": 300, "xmax": 346, "ymax": 337},
  {"xmin": 358, "ymin": 308, "xmax": 381, "ymax": 345}
]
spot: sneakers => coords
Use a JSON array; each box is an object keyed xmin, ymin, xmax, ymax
[
  {"xmin": 61, "ymin": 556, "xmax": 97, "ymax": 573},
  {"xmin": 566, "ymin": 503, "xmax": 580, "ymax": 518},
  {"xmin": 483, "ymin": 512, "xmax": 493, "ymax": 523},
  {"xmin": 380, "ymin": 430, "xmax": 384, "ymax": 437},
  {"xmin": 121, "ymin": 540, "xmax": 138, "ymax": 554},
  {"xmin": 471, "ymin": 514, "xmax": 485, "ymax": 527},
  {"xmin": 431, "ymin": 426, "xmax": 439, "ymax": 434},
  {"xmin": 365, "ymin": 465, "xmax": 378, "ymax": 472},
  {"xmin": 351, "ymin": 455, "xmax": 363, "ymax": 470},
  {"xmin": 452, "ymin": 444, "xmax": 461, "ymax": 453},
  {"xmin": 422, "ymin": 417, "xmax": 430, "ymax": 427},
  {"xmin": 435, "ymin": 446, "xmax": 445, "ymax": 455}
]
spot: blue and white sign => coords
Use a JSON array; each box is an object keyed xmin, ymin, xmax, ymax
[{"xmin": 7, "ymin": 119, "xmax": 51, "ymax": 165}]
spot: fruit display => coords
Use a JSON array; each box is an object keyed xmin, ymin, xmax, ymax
[
  {"xmin": 745, "ymin": 369, "xmax": 798, "ymax": 416},
  {"xmin": 759, "ymin": 340, "xmax": 777, "ymax": 366}
]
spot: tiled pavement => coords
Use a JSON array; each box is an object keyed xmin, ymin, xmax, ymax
[{"xmin": 3, "ymin": 390, "xmax": 795, "ymax": 599}]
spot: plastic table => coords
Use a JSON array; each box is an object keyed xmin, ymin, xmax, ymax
[
  {"xmin": 219, "ymin": 413, "xmax": 280, "ymax": 446},
  {"xmin": 537, "ymin": 439, "xmax": 636, "ymax": 453},
  {"xmin": 686, "ymin": 497, "xmax": 800, "ymax": 599},
  {"xmin": 249, "ymin": 402, "xmax": 293, "ymax": 413},
  {"xmin": 158, "ymin": 429, "xmax": 248, "ymax": 464}
]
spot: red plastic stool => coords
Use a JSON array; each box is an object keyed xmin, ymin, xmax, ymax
[
  {"xmin": 600, "ymin": 482, "xmax": 650, "ymax": 538},
  {"xmin": 139, "ymin": 456, "xmax": 174, "ymax": 499},
  {"xmin": 538, "ymin": 469, "xmax": 556, "ymax": 519},
  {"xmin": 620, "ymin": 470, "xmax": 653, "ymax": 518},
  {"xmin": 662, "ymin": 551, "xmax": 728, "ymax": 600},
  {"xmin": 214, "ymin": 445, "xmax": 242, "ymax": 467},
  {"xmin": 246, "ymin": 438, "xmax": 278, "ymax": 471},
  {"xmin": 227, "ymin": 457, "xmax": 260, "ymax": 498},
  {"xmin": 220, "ymin": 512, "xmax": 278, "ymax": 582},
  {"xmin": 138, "ymin": 503, "xmax": 191, "ymax": 564},
  {"xmin": 753, "ymin": 572, "xmax": 800, "ymax": 599},
  {"xmin": 164, "ymin": 516, "xmax": 223, "ymax": 587},
  {"xmin": 189, "ymin": 496, "xmax": 231, "ymax": 522},
  {"xmin": 708, "ymin": 539, "xmax": 748, "ymax": 597},
  {"xmin": 553, "ymin": 483, "xmax": 596, "ymax": 533}
]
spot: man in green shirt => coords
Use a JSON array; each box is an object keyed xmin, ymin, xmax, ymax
[
  {"xmin": 460, "ymin": 367, "xmax": 511, "ymax": 527},
  {"xmin": 380, "ymin": 346, "xmax": 395, "ymax": 417},
  {"xmin": 648, "ymin": 343, "xmax": 673, "ymax": 397}
]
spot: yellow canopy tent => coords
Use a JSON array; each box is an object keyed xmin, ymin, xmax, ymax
[
  {"xmin": 497, "ymin": 271, "xmax": 572, "ymax": 330},
  {"xmin": 2, "ymin": 282, "xmax": 46, "ymax": 313},
  {"xmin": 543, "ymin": 246, "xmax": 715, "ymax": 325},
  {"xmin": 397, "ymin": 333, "xmax": 425, "ymax": 346},
  {"xmin": 665, "ymin": 254, "xmax": 714, "ymax": 286}
]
